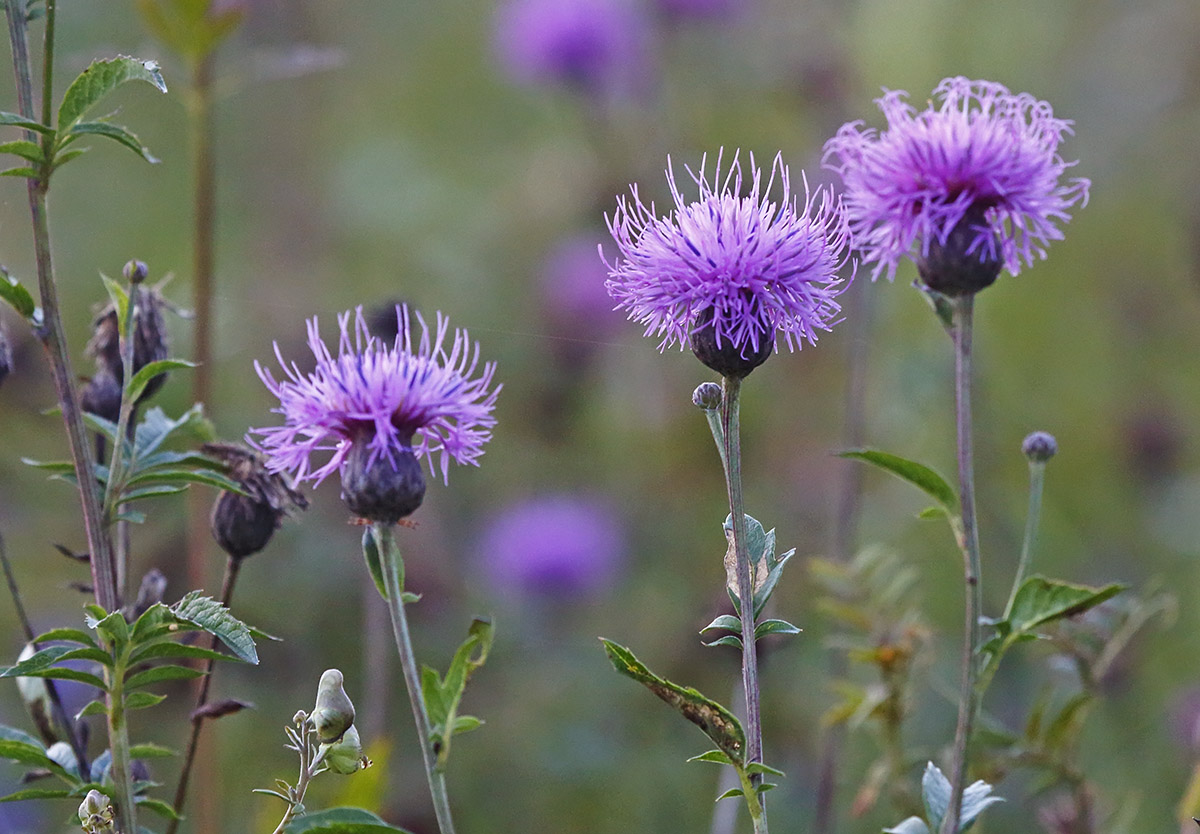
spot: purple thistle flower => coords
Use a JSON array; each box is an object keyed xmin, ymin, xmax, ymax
[
  {"xmin": 249, "ymin": 306, "xmax": 500, "ymax": 513},
  {"xmin": 823, "ymin": 76, "xmax": 1090, "ymax": 288},
  {"xmin": 494, "ymin": 0, "xmax": 651, "ymax": 99},
  {"xmin": 604, "ymin": 149, "xmax": 852, "ymax": 377}
]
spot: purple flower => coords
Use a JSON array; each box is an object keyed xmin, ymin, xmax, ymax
[
  {"xmin": 494, "ymin": 0, "xmax": 651, "ymax": 99},
  {"xmin": 249, "ymin": 306, "xmax": 500, "ymax": 492},
  {"xmin": 604, "ymin": 149, "xmax": 851, "ymax": 377},
  {"xmin": 823, "ymin": 76, "xmax": 1090, "ymax": 285},
  {"xmin": 478, "ymin": 495, "xmax": 626, "ymax": 599},
  {"xmin": 540, "ymin": 233, "xmax": 623, "ymax": 343}
]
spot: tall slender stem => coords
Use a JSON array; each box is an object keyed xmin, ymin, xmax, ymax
[
  {"xmin": 167, "ymin": 556, "xmax": 242, "ymax": 834},
  {"xmin": 1003, "ymin": 460, "xmax": 1046, "ymax": 620},
  {"xmin": 106, "ymin": 650, "xmax": 138, "ymax": 834},
  {"xmin": 4, "ymin": 0, "xmax": 118, "ymax": 613},
  {"xmin": 719, "ymin": 376, "xmax": 768, "ymax": 832},
  {"xmin": 372, "ymin": 524, "xmax": 458, "ymax": 834},
  {"xmin": 939, "ymin": 295, "xmax": 983, "ymax": 834}
]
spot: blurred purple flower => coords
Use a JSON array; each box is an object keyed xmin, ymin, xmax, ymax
[
  {"xmin": 604, "ymin": 149, "xmax": 851, "ymax": 372},
  {"xmin": 249, "ymin": 305, "xmax": 500, "ymax": 487},
  {"xmin": 479, "ymin": 495, "xmax": 626, "ymax": 598},
  {"xmin": 540, "ymin": 234, "xmax": 622, "ymax": 344},
  {"xmin": 494, "ymin": 0, "xmax": 652, "ymax": 98},
  {"xmin": 823, "ymin": 76, "xmax": 1090, "ymax": 283}
]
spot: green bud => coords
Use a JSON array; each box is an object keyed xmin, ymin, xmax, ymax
[
  {"xmin": 322, "ymin": 724, "xmax": 372, "ymax": 775},
  {"xmin": 311, "ymin": 669, "xmax": 355, "ymax": 743}
]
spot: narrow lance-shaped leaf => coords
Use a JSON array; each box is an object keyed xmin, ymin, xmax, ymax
[
  {"xmin": 282, "ymin": 806, "xmax": 415, "ymax": 833},
  {"xmin": 838, "ymin": 449, "xmax": 959, "ymax": 515},
  {"xmin": 600, "ymin": 639, "xmax": 744, "ymax": 764},
  {"xmin": 66, "ymin": 121, "xmax": 159, "ymax": 163}
]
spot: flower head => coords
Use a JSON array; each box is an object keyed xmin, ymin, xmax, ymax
[
  {"xmin": 823, "ymin": 77, "xmax": 1090, "ymax": 290},
  {"xmin": 249, "ymin": 306, "xmax": 499, "ymax": 514},
  {"xmin": 494, "ymin": 0, "xmax": 651, "ymax": 99},
  {"xmin": 604, "ymin": 150, "xmax": 851, "ymax": 377}
]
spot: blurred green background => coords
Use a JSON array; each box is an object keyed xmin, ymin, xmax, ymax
[{"xmin": 2, "ymin": 1, "xmax": 1200, "ymax": 832}]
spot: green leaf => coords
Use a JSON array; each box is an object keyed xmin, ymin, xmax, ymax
[
  {"xmin": 170, "ymin": 590, "xmax": 259, "ymax": 664},
  {"xmin": 687, "ymin": 749, "xmax": 734, "ymax": 766},
  {"xmin": 362, "ymin": 528, "xmax": 388, "ymax": 600},
  {"xmin": 838, "ymin": 449, "xmax": 959, "ymax": 515},
  {"xmin": 31, "ymin": 628, "xmax": 98, "ymax": 648},
  {"xmin": 451, "ymin": 715, "xmax": 482, "ymax": 735},
  {"xmin": 124, "ymin": 467, "xmax": 242, "ymax": 493},
  {"xmin": 702, "ymin": 635, "xmax": 743, "ymax": 650},
  {"xmin": 124, "ymin": 664, "xmax": 205, "ymax": 690},
  {"xmin": 99, "ymin": 272, "xmax": 129, "ymax": 336},
  {"xmin": 744, "ymin": 761, "xmax": 785, "ymax": 777},
  {"xmin": 125, "ymin": 358, "xmax": 196, "ymax": 404},
  {"xmin": 118, "ymin": 483, "xmax": 189, "ymax": 503},
  {"xmin": 125, "ymin": 692, "xmax": 169, "ymax": 710},
  {"xmin": 754, "ymin": 619, "xmax": 802, "ymax": 640},
  {"xmin": 0, "ymin": 645, "xmax": 109, "ymax": 683},
  {"xmin": 57, "ymin": 57, "xmax": 167, "ymax": 136},
  {"xmin": 76, "ymin": 700, "xmax": 106, "ymax": 720},
  {"xmin": 136, "ymin": 0, "xmax": 245, "ymax": 63},
  {"xmin": 0, "ymin": 139, "xmax": 43, "ymax": 162},
  {"xmin": 600, "ymin": 638, "xmax": 744, "ymax": 764},
  {"xmin": 1007, "ymin": 576, "xmax": 1124, "ymax": 634},
  {"xmin": 1043, "ymin": 693, "xmax": 1093, "ymax": 754},
  {"xmin": 0, "ymin": 725, "xmax": 74, "ymax": 781},
  {"xmin": 715, "ymin": 788, "xmax": 745, "ymax": 802},
  {"xmin": 133, "ymin": 404, "xmax": 212, "ymax": 459},
  {"xmin": 136, "ymin": 796, "xmax": 182, "ymax": 820},
  {"xmin": 0, "ymin": 787, "xmax": 73, "ymax": 802},
  {"xmin": 129, "ymin": 640, "xmax": 239, "ymax": 666},
  {"xmin": 0, "ymin": 165, "xmax": 37, "ymax": 177},
  {"xmin": 700, "ymin": 615, "xmax": 742, "ymax": 634},
  {"xmin": 282, "ymin": 807, "xmax": 414, "ymax": 833},
  {"xmin": 88, "ymin": 609, "xmax": 130, "ymax": 651},
  {"xmin": 0, "ymin": 268, "xmax": 37, "ymax": 320},
  {"xmin": 48, "ymin": 147, "xmax": 86, "ymax": 172},
  {"xmin": 66, "ymin": 121, "xmax": 159, "ymax": 163},
  {"xmin": 0, "ymin": 110, "xmax": 53, "ymax": 135},
  {"xmin": 129, "ymin": 742, "xmax": 177, "ymax": 759}
]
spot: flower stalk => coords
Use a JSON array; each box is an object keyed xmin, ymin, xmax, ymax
[
  {"xmin": 719, "ymin": 375, "xmax": 768, "ymax": 833},
  {"xmin": 372, "ymin": 523, "xmax": 458, "ymax": 834},
  {"xmin": 940, "ymin": 294, "xmax": 983, "ymax": 834}
]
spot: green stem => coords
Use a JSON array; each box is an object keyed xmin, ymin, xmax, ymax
[
  {"xmin": 372, "ymin": 524, "xmax": 458, "ymax": 834},
  {"xmin": 1002, "ymin": 461, "xmax": 1046, "ymax": 620},
  {"xmin": 271, "ymin": 721, "xmax": 328, "ymax": 834},
  {"xmin": 720, "ymin": 376, "xmax": 768, "ymax": 833},
  {"xmin": 166, "ymin": 556, "xmax": 242, "ymax": 834},
  {"xmin": 735, "ymin": 765, "xmax": 768, "ymax": 834},
  {"xmin": 105, "ymin": 280, "xmax": 141, "ymax": 602},
  {"xmin": 5, "ymin": 0, "xmax": 118, "ymax": 614},
  {"xmin": 106, "ymin": 650, "xmax": 138, "ymax": 834},
  {"xmin": 940, "ymin": 296, "xmax": 983, "ymax": 834}
]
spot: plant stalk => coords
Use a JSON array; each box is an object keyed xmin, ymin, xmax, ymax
[
  {"xmin": 4, "ymin": 0, "xmax": 119, "ymax": 613},
  {"xmin": 939, "ymin": 295, "xmax": 983, "ymax": 834},
  {"xmin": 373, "ymin": 523, "xmax": 458, "ymax": 834},
  {"xmin": 1002, "ymin": 460, "xmax": 1047, "ymax": 620},
  {"xmin": 106, "ymin": 650, "xmax": 138, "ymax": 834},
  {"xmin": 720, "ymin": 376, "xmax": 767, "ymax": 832},
  {"xmin": 166, "ymin": 555, "xmax": 242, "ymax": 834}
]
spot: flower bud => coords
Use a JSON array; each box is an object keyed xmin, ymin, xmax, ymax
[
  {"xmin": 203, "ymin": 443, "xmax": 307, "ymax": 560},
  {"xmin": 916, "ymin": 205, "xmax": 1003, "ymax": 296},
  {"xmin": 692, "ymin": 381, "xmax": 722, "ymax": 411},
  {"xmin": 78, "ymin": 789, "xmax": 114, "ymax": 833},
  {"xmin": 322, "ymin": 724, "xmax": 372, "ymax": 775},
  {"xmin": 85, "ymin": 281, "xmax": 170, "ymax": 402},
  {"xmin": 311, "ymin": 669, "xmax": 355, "ymax": 744},
  {"xmin": 123, "ymin": 259, "xmax": 148, "ymax": 285},
  {"xmin": 689, "ymin": 304, "xmax": 773, "ymax": 379},
  {"xmin": 340, "ymin": 441, "xmax": 426, "ymax": 523},
  {"xmin": 1022, "ymin": 430, "xmax": 1058, "ymax": 463}
]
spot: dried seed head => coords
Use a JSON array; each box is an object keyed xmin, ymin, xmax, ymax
[{"xmin": 203, "ymin": 443, "xmax": 307, "ymax": 560}]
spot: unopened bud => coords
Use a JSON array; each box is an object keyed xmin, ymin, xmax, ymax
[
  {"xmin": 78, "ymin": 789, "xmax": 114, "ymax": 833},
  {"xmin": 123, "ymin": 259, "xmax": 148, "ymax": 285},
  {"xmin": 692, "ymin": 381, "xmax": 722, "ymax": 411},
  {"xmin": 312, "ymin": 669, "xmax": 355, "ymax": 743},
  {"xmin": 322, "ymin": 724, "xmax": 372, "ymax": 775},
  {"xmin": 1022, "ymin": 431, "xmax": 1058, "ymax": 463}
]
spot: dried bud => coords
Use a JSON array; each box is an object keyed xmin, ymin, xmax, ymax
[
  {"xmin": 78, "ymin": 789, "xmax": 114, "ymax": 834},
  {"xmin": 916, "ymin": 205, "xmax": 1003, "ymax": 297},
  {"xmin": 203, "ymin": 443, "xmax": 307, "ymax": 560},
  {"xmin": 1022, "ymin": 431, "xmax": 1058, "ymax": 463},
  {"xmin": 340, "ymin": 441, "xmax": 426, "ymax": 524},
  {"xmin": 85, "ymin": 282, "xmax": 170, "ymax": 401},
  {"xmin": 692, "ymin": 381, "xmax": 722, "ymax": 411},
  {"xmin": 81, "ymin": 370, "xmax": 122, "ymax": 422},
  {"xmin": 689, "ymin": 304, "xmax": 773, "ymax": 379},
  {"xmin": 322, "ymin": 724, "xmax": 372, "ymax": 775},
  {"xmin": 311, "ymin": 669, "xmax": 355, "ymax": 744}
]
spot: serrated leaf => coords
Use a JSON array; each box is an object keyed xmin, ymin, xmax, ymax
[
  {"xmin": 1007, "ymin": 576, "xmax": 1124, "ymax": 634},
  {"xmin": 57, "ymin": 57, "xmax": 167, "ymax": 136},
  {"xmin": 0, "ymin": 268, "xmax": 37, "ymax": 320},
  {"xmin": 838, "ymin": 449, "xmax": 959, "ymax": 515},
  {"xmin": 754, "ymin": 619, "xmax": 802, "ymax": 640},
  {"xmin": 0, "ymin": 139, "xmax": 42, "ymax": 162},
  {"xmin": 282, "ymin": 806, "xmax": 414, "ymax": 833},
  {"xmin": 600, "ymin": 639, "xmax": 744, "ymax": 764},
  {"xmin": 170, "ymin": 590, "xmax": 258, "ymax": 664},
  {"xmin": 687, "ymin": 749, "xmax": 734, "ymax": 766},
  {"xmin": 66, "ymin": 121, "xmax": 159, "ymax": 163},
  {"xmin": 125, "ymin": 358, "xmax": 195, "ymax": 404},
  {"xmin": 125, "ymin": 692, "xmax": 169, "ymax": 710},
  {"xmin": 0, "ymin": 110, "xmax": 53, "ymax": 134},
  {"xmin": 89, "ymin": 609, "xmax": 129, "ymax": 651},
  {"xmin": 124, "ymin": 664, "xmax": 205, "ymax": 690}
]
